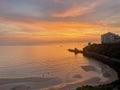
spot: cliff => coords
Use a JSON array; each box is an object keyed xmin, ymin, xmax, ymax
[
  {"xmin": 83, "ymin": 44, "xmax": 120, "ymax": 59},
  {"xmin": 76, "ymin": 44, "xmax": 120, "ymax": 90}
]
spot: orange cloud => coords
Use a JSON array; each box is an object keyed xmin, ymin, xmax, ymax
[
  {"xmin": 51, "ymin": 0, "xmax": 107, "ymax": 18},
  {"xmin": 52, "ymin": 6, "xmax": 91, "ymax": 18},
  {"xmin": 0, "ymin": 17, "xmax": 120, "ymax": 44}
]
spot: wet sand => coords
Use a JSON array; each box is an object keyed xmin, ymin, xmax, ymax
[
  {"xmin": 0, "ymin": 77, "xmax": 55, "ymax": 85},
  {"xmin": 81, "ymin": 65, "xmax": 96, "ymax": 72},
  {"xmin": 0, "ymin": 64, "xmax": 118, "ymax": 90},
  {"xmin": 0, "ymin": 70, "xmax": 117, "ymax": 90},
  {"xmin": 54, "ymin": 65, "xmax": 118, "ymax": 90},
  {"xmin": 46, "ymin": 77, "xmax": 101, "ymax": 90},
  {"xmin": 0, "ymin": 77, "xmax": 62, "ymax": 90}
]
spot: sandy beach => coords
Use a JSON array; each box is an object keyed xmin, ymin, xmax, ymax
[
  {"xmin": 0, "ymin": 77, "xmax": 101, "ymax": 90},
  {"xmin": 0, "ymin": 64, "xmax": 118, "ymax": 90},
  {"xmin": 43, "ymin": 67, "xmax": 118, "ymax": 90},
  {"xmin": 0, "ymin": 77, "xmax": 62, "ymax": 90}
]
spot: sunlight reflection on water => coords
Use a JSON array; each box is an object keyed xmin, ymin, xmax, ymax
[{"xmin": 0, "ymin": 43, "xmax": 118, "ymax": 90}]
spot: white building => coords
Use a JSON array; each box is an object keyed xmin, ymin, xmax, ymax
[{"xmin": 101, "ymin": 32, "xmax": 120, "ymax": 44}]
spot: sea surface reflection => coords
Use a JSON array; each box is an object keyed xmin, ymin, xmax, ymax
[{"xmin": 0, "ymin": 43, "xmax": 118, "ymax": 90}]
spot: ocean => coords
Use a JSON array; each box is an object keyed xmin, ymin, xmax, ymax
[{"xmin": 0, "ymin": 43, "xmax": 117, "ymax": 90}]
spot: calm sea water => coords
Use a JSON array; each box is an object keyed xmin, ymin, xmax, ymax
[{"xmin": 0, "ymin": 42, "xmax": 117, "ymax": 89}]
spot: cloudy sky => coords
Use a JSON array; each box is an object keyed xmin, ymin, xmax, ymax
[{"xmin": 0, "ymin": 0, "xmax": 120, "ymax": 45}]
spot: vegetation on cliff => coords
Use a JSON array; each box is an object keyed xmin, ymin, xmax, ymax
[{"xmin": 83, "ymin": 44, "xmax": 120, "ymax": 59}]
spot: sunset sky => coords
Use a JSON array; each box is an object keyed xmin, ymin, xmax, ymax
[{"xmin": 0, "ymin": 0, "xmax": 120, "ymax": 45}]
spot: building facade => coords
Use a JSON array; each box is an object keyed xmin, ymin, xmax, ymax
[{"xmin": 101, "ymin": 32, "xmax": 120, "ymax": 44}]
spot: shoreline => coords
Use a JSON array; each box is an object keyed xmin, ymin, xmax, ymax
[
  {"xmin": 0, "ymin": 59, "xmax": 118, "ymax": 90},
  {"xmin": 0, "ymin": 75, "xmax": 117, "ymax": 90},
  {"xmin": 77, "ymin": 44, "xmax": 120, "ymax": 90},
  {"xmin": 83, "ymin": 50, "xmax": 120, "ymax": 78}
]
